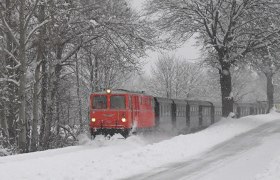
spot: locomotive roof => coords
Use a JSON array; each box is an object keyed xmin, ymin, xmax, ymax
[{"xmin": 92, "ymin": 89, "xmax": 149, "ymax": 95}]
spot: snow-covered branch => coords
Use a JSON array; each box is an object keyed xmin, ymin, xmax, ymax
[
  {"xmin": 25, "ymin": 19, "xmax": 50, "ymax": 45},
  {"xmin": 0, "ymin": 78, "xmax": 20, "ymax": 86},
  {"xmin": 0, "ymin": 48, "xmax": 21, "ymax": 69},
  {"xmin": 24, "ymin": 0, "xmax": 40, "ymax": 32}
]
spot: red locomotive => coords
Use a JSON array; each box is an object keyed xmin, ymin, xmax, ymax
[{"xmin": 89, "ymin": 89, "xmax": 155, "ymax": 138}]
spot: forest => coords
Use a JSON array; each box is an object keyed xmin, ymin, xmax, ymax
[{"xmin": 0, "ymin": 0, "xmax": 280, "ymax": 154}]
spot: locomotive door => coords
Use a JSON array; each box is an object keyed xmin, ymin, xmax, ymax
[
  {"xmin": 132, "ymin": 96, "xmax": 140, "ymax": 127},
  {"xmin": 130, "ymin": 96, "xmax": 134, "ymax": 126}
]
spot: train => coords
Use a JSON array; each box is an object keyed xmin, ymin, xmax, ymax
[{"xmin": 89, "ymin": 89, "xmax": 280, "ymax": 138}]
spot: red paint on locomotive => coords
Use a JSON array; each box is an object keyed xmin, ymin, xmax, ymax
[{"xmin": 89, "ymin": 89, "xmax": 155, "ymax": 138}]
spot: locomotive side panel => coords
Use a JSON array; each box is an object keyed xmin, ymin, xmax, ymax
[
  {"xmin": 137, "ymin": 95, "xmax": 155, "ymax": 128},
  {"xmin": 131, "ymin": 95, "xmax": 140, "ymax": 128},
  {"xmin": 130, "ymin": 94, "xmax": 155, "ymax": 129}
]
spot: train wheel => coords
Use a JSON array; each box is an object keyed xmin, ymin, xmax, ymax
[
  {"xmin": 90, "ymin": 128, "xmax": 96, "ymax": 140},
  {"xmin": 122, "ymin": 133, "xmax": 128, "ymax": 139},
  {"xmin": 91, "ymin": 134, "xmax": 96, "ymax": 140},
  {"xmin": 121, "ymin": 129, "xmax": 130, "ymax": 139},
  {"xmin": 106, "ymin": 135, "xmax": 111, "ymax": 140}
]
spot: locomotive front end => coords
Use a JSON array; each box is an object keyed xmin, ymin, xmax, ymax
[{"xmin": 89, "ymin": 90, "xmax": 132, "ymax": 138}]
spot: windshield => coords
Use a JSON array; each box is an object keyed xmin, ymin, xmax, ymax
[
  {"xmin": 110, "ymin": 95, "xmax": 126, "ymax": 109},
  {"xmin": 92, "ymin": 95, "xmax": 107, "ymax": 109}
]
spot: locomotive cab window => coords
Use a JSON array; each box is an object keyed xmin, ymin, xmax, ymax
[
  {"xmin": 92, "ymin": 95, "xmax": 107, "ymax": 109},
  {"xmin": 110, "ymin": 95, "xmax": 126, "ymax": 109}
]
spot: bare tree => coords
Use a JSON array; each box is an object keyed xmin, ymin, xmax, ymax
[
  {"xmin": 205, "ymin": 65, "xmax": 267, "ymax": 103},
  {"xmin": 151, "ymin": 54, "xmax": 175, "ymax": 98},
  {"xmin": 249, "ymin": 44, "xmax": 280, "ymax": 112},
  {"xmin": 145, "ymin": 0, "xmax": 280, "ymax": 117},
  {"xmin": 75, "ymin": 53, "xmax": 83, "ymax": 133},
  {"xmin": 147, "ymin": 54, "xmax": 205, "ymax": 99}
]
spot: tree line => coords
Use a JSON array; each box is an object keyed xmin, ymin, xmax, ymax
[{"xmin": 142, "ymin": 54, "xmax": 279, "ymax": 104}]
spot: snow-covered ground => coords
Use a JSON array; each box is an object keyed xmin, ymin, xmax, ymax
[{"xmin": 0, "ymin": 112, "xmax": 280, "ymax": 180}]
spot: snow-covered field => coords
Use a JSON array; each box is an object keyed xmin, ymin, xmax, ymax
[{"xmin": 0, "ymin": 112, "xmax": 280, "ymax": 180}]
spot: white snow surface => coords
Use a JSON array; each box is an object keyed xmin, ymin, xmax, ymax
[{"xmin": 0, "ymin": 112, "xmax": 280, "ymax": 180}]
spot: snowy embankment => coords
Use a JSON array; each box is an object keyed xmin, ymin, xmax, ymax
[{"xmin": 0, "ymin": 112, "xmax": 280, "ymax": 180}]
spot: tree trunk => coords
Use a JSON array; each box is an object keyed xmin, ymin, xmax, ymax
[
  {"xmin": 0, "ymin": 29, "xmax": 10, "ymax": 145},
  {"xmin": 39, "ymin": 50, "xmax": 48, "ymax": 148},
  {"xmin": 94, "ymin": 55, "xmax": 99, "ymax": 91},
  {"xmin": 18, "ymin": 0, "xmax": 27, "ymax": 152},
  {"xmin": 219, "ymin": 62, "xmax": 234, "ymax": 117},
  {"xmin": 75, "ymin": 53, "xmax": 84, "ymax": 133},
  {"xmin": 31, "ymin": 73, "xmax": 39, "ymax": 151},
  {"xmin": 5, "ymin": 0, "xmax": 17, "ymax": 144},
  {"xmin": 31, "ymin": 4, "xmax": 46, "ymax": 152},
  {"xmin": 54, "ymin": 46, "xmax": 63, "ymax": 146},
  {"xmin": 42, "ymin": 44, "xmax": 64, "ymax": 149},
  {"xmin": 42, "ymin": 62, "xmax": 55, "ymax": 149},
  {"xmin": 43, "ymin": 52, "xmax": 63, "ymax": 149},
  {"xmin": 265, "ymin": 72, "xmax": 274, "ymax": 113},
  {"xmin": 39, "ymin": 6, "xmax": 48, "ymax": 148},
  {"xmin": 89, "ymin": 53, "xmax": 94, "ymax": 92},
  {"xmin": 67, "ymin": 91, "xmax": 71, "ymax": 126},
  {"xmin": 0, "ymin": 103, "xmax": 9, "ymax": 146}
]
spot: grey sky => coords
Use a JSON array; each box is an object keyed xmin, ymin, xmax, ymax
[{"xmin": 128, "ymin": 0, "xmax": 201, "ymax": 74}]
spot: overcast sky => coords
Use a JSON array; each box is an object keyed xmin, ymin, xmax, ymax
[{"xmin": 128, "ymin": 0, "xmax": 201, "ymax": 75}]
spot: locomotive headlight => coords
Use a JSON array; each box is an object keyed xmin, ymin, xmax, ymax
[
  {"xmin": 91, "ymin": 118, "xmax": 96, "ymax": 122},
  {"xmin": 121, "ymin": 117, "xmax": 126, "ymax": 122},
  {"xmin": 106, "ymin": 89, "xmax": 111, "ymax": 94}
]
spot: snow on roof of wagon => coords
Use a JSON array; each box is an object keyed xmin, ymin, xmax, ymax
[
  {"xmin": 154, "ymin": 97, "xmax": 173, "ymax": 103},
  {"xmin": 93, "ymin": 89, "xmax": 147, "ymax": 95},
  {"xmin": 172, "ymin": 99, "xmax": 187, "ymax": 104},
  {"xmin": 154, "ymin": 97, "xmax": 213, "ymax": 106},
  {"xmin": 186, "ymin": 100, "xmax": 213, "ymax": 106}
]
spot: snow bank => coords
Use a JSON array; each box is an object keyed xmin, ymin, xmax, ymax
[{"xmin": 0, "ymin": 112, "xmax": 279, "ymax": 180}]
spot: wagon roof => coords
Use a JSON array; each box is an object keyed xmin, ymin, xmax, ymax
[
  {"xmin": 154, "ymin": 97, "xmax": 173, "ymax": 103},
  {"xmin": 186, "ymin": 100, "xmax": 213, "ymax": 106},
  {"xmin": 172, "ymin": 99, "xmax": 187, "ymax": 104}
]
